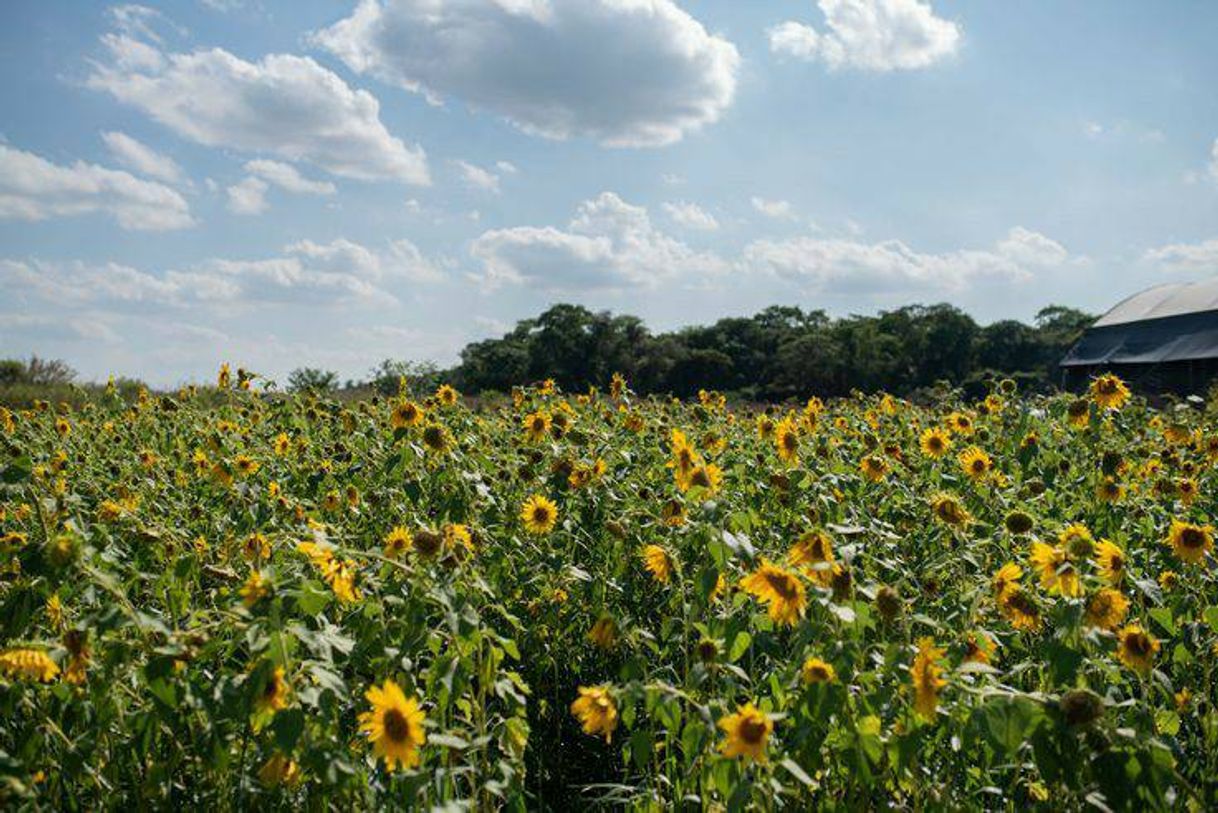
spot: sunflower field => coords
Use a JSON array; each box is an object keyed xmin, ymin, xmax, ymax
[{"xmin": 1, "ymin": 368, "xmax": 1217, "ymax": 810}]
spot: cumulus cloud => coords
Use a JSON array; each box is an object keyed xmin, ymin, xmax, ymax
[
  {"xmin": 1143, "ymin": 238, "xmax": 1218, "ymax": 275},
  {"xmin": 471, "ymin": 192, "xmax": 727, "ymax": 289},
  {"xmin": 769, "ymin": 0, "xmax": 960, "ymax": 72},
  {"xmin": 752, "ymin": 197, "xmax": 796, "ymax": 220},
  {"xmin": 663, "ymin": 201, "xmax": 719, "ymax": 231},
  {"xmin": 742, "ymin": 227, "xmax": 1076, "ymax": 293},
  {"xmin": 0, "ymin": 143, "xmax": 194, "ymax": 230},
  {"xmin": 101, "ymin": 130, "xmax": 187, "ymax": 185},
  {"xmin": 87, "ymin": 26, "xmax": 429, "ymax": 184},
  {"xmin": 226, "ymin": 177, "xmax": 269, "ymax": 215},
  {"xmin": 311, "ymin": 0, "xmax": 740, "ymax": 147},
  {"xmin": 244, "ymin": 159, "xmax": 337, "ymax": 195},
  {"xmin": 1208, "ymin": 138, "xmax": 1218, "ymax": 184}
]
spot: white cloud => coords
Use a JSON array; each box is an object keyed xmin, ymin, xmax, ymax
[
  {"xmin": 226, "ymin": 176, "xmax": 269, "ymax": 215},
  {"xmin": 244, "ymin": 159, "xmax": 336, "ymax": 195},
  {"xmin": 495, "ymin": 160, "xmax": 518, "ymax": 175},
  {"xmin": 312, "ymin": 0, "xmax": 740, "ymax": 148},
  {"xmin": 101, "ymin": 130, "xmax": 187, "ymax": 185},
  {"xmin": 742, "ymin": 227, "xmax": 1077, "ymax": 293},
  {"xmin": 0, "ymin": 143, "xmax": 194, "ymax": 230},
  {"xmin": 454, "ymin": 160, "xmax": 501, "ymax": 194},
  {"xmin": 769, "ymin": 0, "xmax": 960, "ymax": 72},
  {"xmin": 752, "ymin": 196, "xmax": 796, "ymax": 220},
  {"xmin": 1208, "ymin": 138, "xmax": 1218, "ymax": 184},
  {"xmin": 471, "ymin": 191, "xmax": 727, "ymax": 289},
  {"xmin": 1143, "ymin": 238, "xmax": 1218, "ymax": 275},
  {"xmin": 663, "ymin": 201, "xmax": 719, "ymax": 231},
  {"xmin": 88, "ymin": 29, "xmax": 429, "ymax": 184}
]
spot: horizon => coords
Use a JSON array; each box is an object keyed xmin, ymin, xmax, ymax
[{"xmin": 2, "ymin": 1, "xmax": 1216, "ymax": 388}]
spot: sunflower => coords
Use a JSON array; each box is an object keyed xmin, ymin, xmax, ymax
[
  {"xmin": 800, "ymin": 657, "xmax": 837, "ymax": 685},
  {"xmin": 740, "ymin": 560, "xmax": 807, "ymax": 626},
  {"xmin": 958, "ymin": 446, "xmax": 992, "ymax": 482},
  {"xmin": 1177, "ymin": 478, "xmax": 1199, "ymax": 505},
  {"xmin": 520, "ymin": 494, "xmax": 559, "ymax": 535},
  {"xmin": 946, "ymin": 412, "xmax": 974, "ymax": 436},
  {"xmin": 242, "ymin": 532, "xmax": 271, "ymax": 562},
  {"xmin": 859, "ymin": 455, "xmax": 888, "ymax": 482},
  {"xmin": 1166, "ymin": 519, "xmax": 1213, "ymax": 565},
  {"xmin": 390, "ymin": 400, "xmax": 425, "ymax": 429},
  {"xmin": 686, "ymin": 463, "xmax": 724, "ymax": 495},
  {"xmin": 1115, "ymin": 625, "xmax": 1159, "ymax": 675},
  {"xmin": 930, "ymin": 493, "xmax": 971, "ymax": 527},
  {"xmin": 240, "ymin": 570, "xmax": 270, "ymax": 608},
  {"xmin": 255, "ymin": 666, "xmax": 290, "ymax": 713},
  {"xmin": 0, "ymin": 648, "xmax": 59, "ymax": 682},
  {"xmin": 1084, "ymin": 588, "xmax": 1129, "ymax": 631},
  {"xmin": 1095, "ymin": 539, "xmax": 1126, "ymax": 583},
  {"xmin": 787, "ymin": 530, "xmax": 834, "ymax": 585},
  {"xmin": 1066, "ymin": 398, "xmax": 1091, "ymax": 429},
  {"xmin": 919, "ymin": 427, "xmax": 952, "ymax": 458},
  {"xmin": 1057, "ymin": 523, "xmax": 1095, "ymax": 559},
  {"xmin": 718, "ymin": 703, "xmax": 773, "ymax": 762},
  {"xmin": 1095, "ymin": 476, "xmax": 1124, "ymax": 503},
  {"xmin": 383, "ymin": 526, "xmax": 413, "ymax": 558},
  {"xmin": 359, "ymin": 679, "xmax": 427, "ymax": 771},
  {"xmin": 756, "ymin": 415, "xmax": 776, "ymax": 441},
  {"xmin": 1029, "ymin": 541, "xmax": 1081, "ymax": 597},
  {"xmin": 434, "ymin": 384, "xmax": 460, "ymax": 407},
  {"xmin": 258, "ymin": 753, "xmax": 301, "ymax": 788},
  {"xmin": 775, "ymin": 418, "xmax": 800, "ymax": 464},
  {"xmin": 910, "ymin": 637, "xmax": 946, "ymax": 719},
  {"xmin": 999, "ymin": 587, "xmax": 1043, "ymax": 632},
  {"xmin": 1090, "ymin": 373, "xmax": 1130, "ymax": 410},
  {"xmin": 421, "ymin": 423, "xmax": 451, "ymax": 454},
  {"xmin": 522, "ymin": 411, "xmax": 551, "ymax": 443},
  {"xmin": 570, "ymin": 686, "xmax": 618, "ymax": 742},
  {"xmin": 587, "ymin": 617, "xmax": 618, "ymax": 650},
  {"xmin": 962, "ymin": 632, "xmax": 994, "ymax": 665},
  {"xmin": 641, "ymin": 545, "xmax": 674, "ymax": 584}
]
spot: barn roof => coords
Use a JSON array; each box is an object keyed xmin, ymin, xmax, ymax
[{"xmin": 1094, "ymin": 278, "xmax": 1218, "ymax": 327}]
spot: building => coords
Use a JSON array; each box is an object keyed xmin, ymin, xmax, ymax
[{"xmin": 1060, "ymin": 278, "xmax": 1218, "ymax": 393}]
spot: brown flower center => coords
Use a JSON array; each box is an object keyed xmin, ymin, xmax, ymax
[
  {"xmin": 739, "ymin": 717, "xmax": 767, "ymax": 744},
  {"xmin": 383, "ymin": 708, "xmax": 411, "ymax": 743}
]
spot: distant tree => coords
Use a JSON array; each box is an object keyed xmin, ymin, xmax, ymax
[
  {"xmin": 287, "ymin": 367, "xmax": 339, "ymax": 393},
  {"xmin": 24, "ymin": 356, "xmax": 76, "ymax": 385},
  {"xmin": 365, "ymin": 359, "xmax": 442, "ymax": 396}
]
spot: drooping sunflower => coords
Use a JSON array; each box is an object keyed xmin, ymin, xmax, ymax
[
  {"xmin": 859, "ymin": 455, "xmax": 888, "ymax": 482},
  {"xmin": 740, "ymin": 560, "xmax": 807, "ymax": 626},
  {"xmin": 1095, "ymin": 476, "xmax": 1124, "ymax": 503},
  {"xmin": 999, "ymin": 586, "xmax": 1043, "ymax": 632},
  {"xmin": 800, "ymin": 657, "xmax": 837, "ymax": 685},
  {"xmin": 1166, "ymin": 519, "xmax": 1213, "ymax": 565},
  {"xmin": 359, "ymin": 679, "xmax": 427, "ymax": 771},
  {"xmin": 1058, "ymin": 523, "xmax": 1095, "ymax": 559},
  {"xmin": 919, "ymin": 426, "xmax": 952, "ymax": 458},
  {"xmin": 587, "ymin": 617, "xmax": 618, "ymax": 650},
  {"xmin": 255, "ymin": 665, "xmax": 291, "ymax": 713},
  {"xmin": 930, "ymin": 493, "xmax": 971, "ymax": 527},
  {"xmin": 570, "ymin": 686, "xmax": 618, "ymax": 742},
  {"xmin": 1115, "ymin": 625, "xmax": 1159, "ymax": 675},
  {"xmin": 520, "ymin": 494, "xmax": 559, "ymax": 536},
  {"xmin": 1084, "ymin": 588, "xmax": 1129, "ymax": 631},
  {"xmin": 1095, "ymin": 539, "xmax": 1126, "ymax": 583},
  {"xmin": 1090, "ymin": 373, "xmax": 1130, "ymax": 410},
  {"xmin": 774, "ymin": 418, "xmax": 800, "ymax": 464},
  {"xmin": 958, "ymin": 446, "xmax": 993, "ymax": 482},
  {"xmin": 787, "ymin": 529, "xmax": 834, "ymax": 585},
  {"xmin": 641, "ymin": 544, "xmax": 674, "ymax": 584},
  {"xmin": 0, "ymin": 648, "xmax": 59, "ymax": 682},
  {"xmin": 910, "ymin": 637, "xmax": 947, "ymax": 720},
  {"xmin": 718, "ymin": 703, "xmax": 773, "ymax": 762}
]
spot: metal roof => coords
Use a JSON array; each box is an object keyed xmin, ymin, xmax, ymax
[{"xmin": 1094, "ymin": 277, "xmax": 1218, "ymax": 327}]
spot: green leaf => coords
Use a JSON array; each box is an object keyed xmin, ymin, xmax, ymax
[
  {"xmin": 728, "ymin": 631, "xmax": 752, "ymax": 663},
  {"xmin": 272, "ymin": 708, "xmax": 305, "ymax": 751},
  {"xmin": 0, "ymin": 456, "xmax": 32, "ymax": 484},
  {"xmin": 1148, "ymin": 607, "xmax": 1176, "ymax": 636},
  {"xmin": 780, "ymin": 757, "xmax": 816, "ymax": 788}
]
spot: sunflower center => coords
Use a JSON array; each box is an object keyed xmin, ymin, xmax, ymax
[
  {"xmin": 1125, "ymin": 634, "xmax": 1150, "ymax": 656},
  {"xmin": 739, "ymin": 717, "xmax": 767, "ymax": 744},
  {"xmin": 1180, "ymin": 528, "xmax": 1205, "ymax": 548},
  {"xmin": 533, "ymin": 506, "xmax": 551, "ymax": 523},
  {"xmin": 764, "ymin": 572, "xmax": 798, "ymax": 600},
  {"xmin": 383, "ymin": 708, "xmax": 411, "ymax": 743}
]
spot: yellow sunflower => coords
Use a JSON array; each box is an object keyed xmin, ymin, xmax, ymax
[
  {"xmin": 0, "ymin": 648, "xmax": 59, "ymax": 682},
  {"xmin": 520, "ymin": 494, "xmax": 559, "ymax": 535},
  {"xmin": 919, "ymin": 426, "xmax": 952, "ymax": 458},
  {"xmin": 383, "ymin": 526, "xmax": 413, "ymax": 558},
  {"xmin": 1029, "ymin": 541, "xmax": 1081, "ymax": 597},
  {"xmin": 359, "ymin": 679, "xmax": 427, "ymax": 771},
  {"xmin": 800, "ymin": 657, "xmax": 837, "ymax": 685},
  {"xmin": 718, "ymin": 703, "xmax": 773, "ymax": 762},
  {"xmin": 390, "ymin": 400, "xmax": 425, "ymax": 429},
  {"xmin": 740, "ymin": 559, "xmax": 807, "ymax": 626},
  {"xmin": 522, "ymin": 411, "xmax": 551, "ymax": 443},
  {"xmin": 1095, "ymin": 539, "xmax": 1126, "ymax": 583},
  {"xmin": 859, "ymin": 455, "xmax": 888, "ymax": 482},
  {"xmin": 641, "ymin": 545, "xmax": 674, "ymax": 584},
  {"xmin": 1166, "ymin": 519, "xmax": 1213, "ymax": 565},
  {"xmin": 1090, "ymin": 373, "xmax": 1130, "ymax": 410},
  {"xmin": 255, "ymin": 666, "xmax": 291, "ymax": 713},
  {"xmin": 570, "ymin": 686, "xmax": 618, "ymax": 742},
  {"xmin": 587, "ymin": 617, "xmax": 618, "ymax": 650},
  {"xmin": 1115, "ymin": 625, "xmax": 1159, "ymax": 675},
  {"xmin": 1084, "ymin": 588, "xmax": 1129, "ymax": 631},
  {"xmin": 957, "ymin": 446, "xmax": 992, "ymax": 482},
  {"xmin": 774, "ymin": 418, "xmax": 800, "ymax": 464},
  {"xmin": 910, "ymin": 637, "xmax": 947, "ymax": 720},
  {"xmin": 930, "ymin": 493, "xmax": 971, "ymax": 527},
  {"xmin": 435, "ymin": 384, "xmax": 460, "ymax": 407}
]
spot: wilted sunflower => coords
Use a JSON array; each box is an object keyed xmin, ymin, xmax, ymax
[
  {"xmin": 520, "ymin": 494, "xmax": 559, "ymax": 535},
  {"xmin": 359, "ymin": 679, "xmax": 427, "ymax": 771},
  {"xmin": 641, "ymin": 545, "xmax": 674, "ymax": 584},
  {"xmin": 1090, "ymin": 373, "xmax": 1130, "ymax": 410},
  {"xmin": 718, "ymin": 703, "xmax": 773, "ymax": 762},
  {"xmin": 958, "ymin": 446, "xmax": 992, "ymax": 482},
  {"xmin": 787, "ymin": 530, "xmax": 835, "ymax": 585},
  {"xmin": 800, "ymin": 657, "xmax": 837, "ymax": 685},
  {"xmin": 919, "ymin": 426, "xmax": 952, "ymax": 458},
  {"xmin": 910, "ymin": 637, "xmax": 947, "ymax": 719},
  {"xmin": 1166, "ymin": 519, "xmax": 1213, "ymax": 565},
  {"xmin": 1084, "ymin": 588, "xmax": 1129, "ymax": 631},
  {"xmin": 1115, "ymin": 625, "xmax": 1159, "ymax": 675},
  {"xmin": 570, "ymin": 686, "xmax": 618, "ymax": 742},
  {"xmin": 740, "ymin": 560, "xmax": 807, "ymax": 626}
]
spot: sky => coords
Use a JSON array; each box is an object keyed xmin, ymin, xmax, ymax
[{"xmin": 1, "ymin": 0, "xmax": 1216, "ymax": 387}]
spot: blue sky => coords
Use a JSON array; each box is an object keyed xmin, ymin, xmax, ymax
[{"xmin": 1, "ymin": 0, "xmax": 1216, "ymax": 387}]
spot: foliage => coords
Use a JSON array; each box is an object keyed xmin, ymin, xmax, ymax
[
  {"xmin": 286, "ymin": 368, "xmax": 340, "ymax": 394},
  {"xmin": 0, "ymin": 370, "xmax": 1215, "ymax": 810}
]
